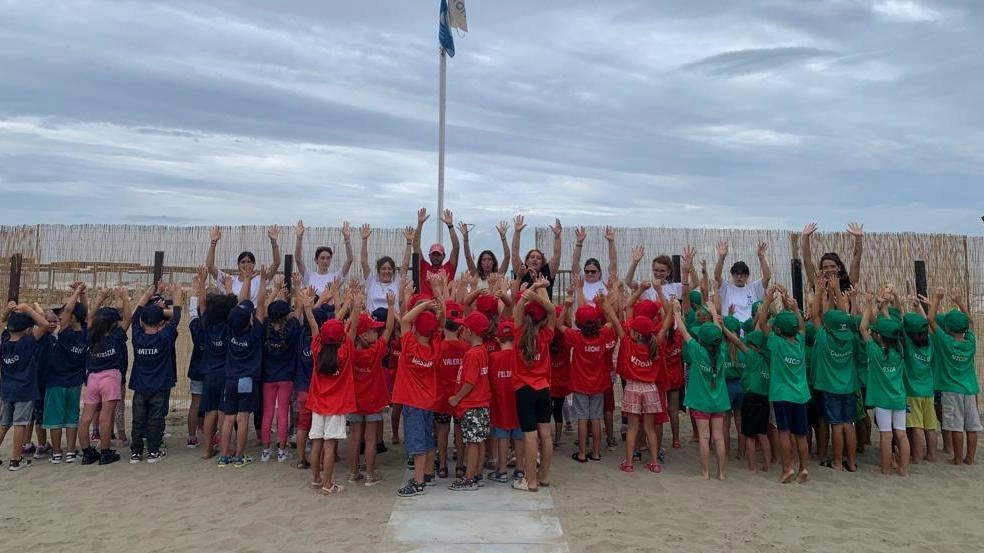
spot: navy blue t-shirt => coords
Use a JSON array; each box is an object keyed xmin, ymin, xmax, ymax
[
  {"xmin": 45, "ymin": 327, "xmax": 88, "ymax": 388},
  {"xmin": 1, "ymin": 333, "xmax": 43, "ymax": 402},
  {"xmin": 187, "ymin": 322, "xmax": 206, "ymax": 381},
  {"xmin": 226, "ymin": 321, "xmax": 264, "ymax": 380},
  {"xmin": 129, "ymin": 307, "xmax": 181, "ymax": 393},
  {"xmin": 294, "ymin": 330, "xmax": 314, "ymax": 392},
  {"xmin": 261, "ymin": 318, "xmax": 301, "ymax": 383},
  {"xmin": 86, "ymin": 327, "xmax": 128, "ymax": 374},
  {"xmin": 194, "ymin": 318, "xmax": 229, "ymax": 378}
]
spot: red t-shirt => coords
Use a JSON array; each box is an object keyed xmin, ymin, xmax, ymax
[
  {"xmin": 435, "ymin": 338, "xmax": 469, "ymax": 415},
  {"xmin": 483, "ymin": 337, "xmax": 501, "ymax": 356},
  {"xmin": 565, "ymin": 326, "xmax": 616, "ymax": 395},
  {"xmin": 305, "ymin": 337, "xmax": 357, "ymax": 416},
  {"xmin": 347, "ymin": 340, "xmax": 390, "ymax": 415},
  {"xmin": 549, "ymin": 337, "xmax": 572, "ymax": 398},
  {"xmin": 512, "ymin": 325, "xmax": 554, "ymax": 391},
  {"xmin": 489, "ymin": 350, "xmax": 519, "ymax": 430},
  {"xmin": 661, "ymin": 330, "xmax": 684, "ymax": 390},
  {"xmin": 616, "ymin": 325, "xmax": 663, "ymax": 384},
  {"xmin": 419, "ymin": 260, "xmax": 455, "ymax": 297},
  {"xmin": 453, "ymin": 345, "xmax": 491, "ymax": 417},
  {"xmin": 391, "ymin": 332, "xmax": 442, "ymax": 410}
]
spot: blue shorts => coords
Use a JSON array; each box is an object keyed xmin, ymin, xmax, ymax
[
  {"xmin": 772, "ymin": 400, "xmax": 808, "ymax": 436},
  {"xmin": 492, "ymin": 427, "xmax": 524, "ymax": 440},
  {"xmin": 201, "ymin": 374, "xmax": 225, "ymax": 413},
  {"xmin": 823, "ymin": 392, "xmax": 856, "ymax": 425},
  {"xmin": 726, "ymin": 379, "xmax": 744, "ymax": 411},
  {"xmin": 222, "ymin": 378, "xmax": 257, "ymax": 415},
  {"xmin": 402, "ymin": 405, "xmax": 435, "ymax": 456}
]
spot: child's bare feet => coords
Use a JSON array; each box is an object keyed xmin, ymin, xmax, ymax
[
  {"xmin": 717, "ymin": 472, "xmax": 726, "ymax": 481},
  {"xmin": 699, "ymin": 470, "xmax": 709, "ymax": 480},
  {"xmin": 760, "ymin": 463, "xmax": 770, "ymax": 472},
  {"xmin": 780, "ymin": 469, "xmax": 796, "ymax": 483},
  {"xmin": 797, "ymin": 469, "xmax": 809, "ymax": 483}
]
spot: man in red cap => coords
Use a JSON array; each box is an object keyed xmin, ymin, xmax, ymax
[{"xmin": 412, "ymin": 207, "xmax": 460, "ymax": 297}]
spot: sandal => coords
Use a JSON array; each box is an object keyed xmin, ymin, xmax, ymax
[
  {"xmin": 310, "ymin": 479, "xmax": 323, "ymax": 489},
  {"xmin": 511, "ymin": 478, "xmax": 538, "ymax": 492},
  {"xmin": 587, "ymin": 453, "xmax": 602, "ymax": 461},
  {"xmin": 295, "ymin": 459, "xmax": 311, "ymax": 470},
  {"xmin": 571, "ymin": 452, "xmax": 588, "ymax": 463},
  {"xmin": 438, "ymin": 466, "xmax": 449, "ymax": 479},
  {"xmin": 819, "ymin": 459, "xmax": 833, "ymax": 469},
  {"xmin": 538, "ymin": 481, "xmax": 550, "ymax": 487},
  {"xmin": 645, "ymin": 462, "xmax": 662, "ymax": 474},
  {"xmin": 672, "ymin": 440, "xmax": 682, "ymax": 449},
  {"xmin": 319, "ymin": 483, "xmax": 344, "ymax": 496},
  {"xmin": 619, "ymin": 460, "xmax": 634, "ymax": 473}
]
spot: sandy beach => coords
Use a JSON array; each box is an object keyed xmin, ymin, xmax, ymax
[{"xmin": 2, "ymin": 411, "xmax": 983, "ymax": 553}]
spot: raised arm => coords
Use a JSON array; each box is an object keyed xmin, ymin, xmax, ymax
[
  {"xmin": 206, "ymin": 225, "xmax": 222, "ymax": 280},
  {"xmin": 801, "ymin": 222, "xmax": 818, "ymax": 291},
  {"xmin": 60, "ymin": 284, "xmax": 84, "ymax": 331},
  {"xmin": 604, "ymin": 226, "xmax": 618, "ymax": 278},
  {"xmin": 441, "ymin": 210, "xmax": 460, "ymax": 270},
  {"xmin": 756, "ymin": 284, "xmax": 778, "ymax": 335},
  {"xmin": 359, "ymin": 224, "xmax": 372, "ymax": 279},
  {"xmin": 571, "ymin": 226, "xmax": 586, "ymax": 277},
  {"xmin": 381, "ymin": 291, "xmax": 397, "ymax": 342},
  {"xmin": 713, "ymin": 241, "xmax": 728, "ymax": 290},
  {"xmin": 400, "ymin": 226, "xmax": 414, "ymax": 279},
  {"xmin": 547, "ymin": 218, "xmax": 563, "ymax": 276},
  {"xmin": 625, "ymin": 245, "xmax": 644, "ymax": 288},
  {"xmin": 293, "ymin": 219, "xmax": 308, "ymax": 277},
  {"xmin": 238, "ymin": 266, "xmax": 255, "ymax": 305},
  {"xmin": 413, "ymin": 208, "xmax": 428, "ymax": 258},
  {"xmin": 264, "ymin": 225, "xmax": 282, "ymax": 280},
  {"xmin": 757, "ymin": 241, "xmax": 772, "ymax": 288},
  {"xmin": 339, "ymin": 221, "xmax": 354, "ymax": 278},
  {"xmin": 15, "ymin": 303, "xmax": 51, "ymax": 341},
  {"xmin": 951, "ymin": 288, "xmax": 973, "ymax": 330},
  {"xmin": 495, "ymin": 220, "xmax": 511, "ymax": 275},
  {"xmin": 118, "ymin": 287, "xmax": 133, "ymax": 332},
  {"xmin": 672, "ymin": 301, "xmax": 692, "ymax": 343},
  {"xmin": 846, "ymin": 222, "xmax": 863, "ymax": 286},
  {"xmin": 510, "ymin": 215, "xmax": 526, "ymax": 277},
  {"xmin": 459, "ymin": 221, "xmax": 476, "ymax": 275},
  {"xmin": 859, "ymin": 294, "xmax": 873, "ymax": 341},
  {"xmin": 135, "ymin": 284, "xmax": 155, "ymax": 320}
]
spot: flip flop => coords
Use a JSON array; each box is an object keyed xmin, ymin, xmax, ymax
[
  {"xmin": 310, "ymin": 479, "xmax": 323, "ymax": 489},
  {"xmin": 320, "ymin": 483, "xmax": 344, "ymax": 496},
  {"xmin": 538, "ymin": 481, "xmax": 550, "ymax": 487},
  {"xmin": 587, "ymin": 453, "xmax": 602, "ymax": 461},
  {"xmin": 571, "ymin": 452, "xmax": 589, "ymax": 463},
  {"xmin": 619, "ymin": 460, "xmax": 635, "ymax": 473}
]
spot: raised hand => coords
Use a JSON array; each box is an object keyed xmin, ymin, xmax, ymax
[
  {"xmin": 549, "ymin": 218, "xmax": 563, "ymax": 237},
  {"xmin": 682, "ymin": 245, "xmax": 696, "ymax": 264},
  {"xmin": 604, "ymin": 225, "xmax": 615, "ymax": 242},
  {"xmin": 295, "ymin": 219, "xmax": 305, "ymax": 238},
  {"xmin": 570, "ymin": 272, "xmax": 583, "ymax": 289},
  {"xmin": 631, "ymin": 245, "xmax": 644, "ymax": 263},
  {"xmin": 847, "ymin": 222, "xmax": 864, "ymax": 237},
  {"xmin": 728, "ymin": 303, "xmax": 736, "ymax": 316},
  {"xmin": 496, "ymin": 220, "xmax": 509, "ymax": 238},
  {"xmin": 440, "ymin": 209, "xmax": 454, "ymax": 226},
  {"xmin": 803, "ymin": 222, "xmax": 817, "ymax": 237},
  {"xmin": 933, "ymin": 287, "xmax": 945, "ymax": 300},
  {"xmin": 267, "ymin": 225, "xmax": 279, "ymax": 242},
  {"xmin": 209, "ymin": 225, "xmax": 222, "ymax": 243},
  {"xmin": 291, "ymin": 272, "xmax": 302, "ymax": 290},
  {"xmin": 457, "ymin": 221, "xmax": 469, "ymax": 237},
  {"xmin": 417, "ymin": 208, "xmax": 430, "ymax": 224},
  {"xmin": 513, "ymin": 214, "xmax": 527, "ymax": 233},
  {"xmin": 593, "ymin": 290, "xmax": 606, "ymax": 306},
  {"xmin": 402, "ymin": 226, "xmax": 415, "ymax": 242},
  {"xmin": 341, "ymin": 222, "xmax": 351, "ymax": 240},
  {"xmin": 115, "ymin": 286, "xmax": 129, "ymax": 301},
  {"xmin": 221, "ymin": 274, "xmax": 234, "ymax": 294},
  {"xmin": 386, "ymin": 291, "xmax": 396, "ymax": 307},
  {"xmin": 757, "ymin": 242, "xmax": 768, "ymax": 256},
  {"xmin": 716, "ymin": 241, "xmax": 729, "ymax": 257},
  {"xmin": 574, "ymin": 226, "xmax": 587, "ymax": 243}
]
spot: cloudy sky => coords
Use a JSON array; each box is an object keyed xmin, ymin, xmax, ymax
[{"xmin": 1, "ymin": 0, "xmax": 982, "ymax": 253}]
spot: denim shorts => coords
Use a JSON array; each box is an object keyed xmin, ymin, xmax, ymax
[
  {"xmin": 823, "ymin": 392, "xmax": 856, "ymax": 425},
  {"xmin": 726, "ymin": 379, "xmax": 744, "ymax": 411},
  {"xmin": 346, "ymin": 412, "xmax": 384, "ymax": 423},
  {"xmin": 773, "ymin": 401, "xmax": 808, "ymax": 436},
  {"xmin": 492, "ymin": 426, "xmax": 524, "ymax": 440},
  {"xmin": 402, "ymin": 405, "xmax": 435, "ymax": 456}
]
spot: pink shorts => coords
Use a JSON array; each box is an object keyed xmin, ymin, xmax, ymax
[
  {"xmin": 690, "ymin": 409, "xmax": 725, "ymax": 421},
  {"xmin": 621, "ymin": 380, "xmax": 664, "ymax": 415},
  {"xmin": 83, "ymin": 370, "xmax": 123, "ymax": 405}
]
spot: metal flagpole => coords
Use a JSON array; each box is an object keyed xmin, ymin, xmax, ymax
[{"xmin": 437, "ymin": 46, "xmax": 447, "ymax": 245}]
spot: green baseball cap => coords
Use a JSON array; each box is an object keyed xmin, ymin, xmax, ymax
[
  {"xmin": 751, "ymin": 300, "xmax": 763, "ymax": 318},
  {"xmin": 902, "ymin": 313, "xmax": 928, "ymax": 334},
  {"xmin": 697, "ymin": 324, "xmax": 723, "ymax": 347},
  {"xmin": 871, "ymin": 316, "xmax": 902, "ymax": 339},
  {"xmin": 689, "ymin": 290, "xmax": 703, "ymax": 307},
  {"xmin": 741, "ymin": 318, "xmax": 756, "ymax": 334},
  {"xmin": 887, "ymin": 306, "xmax": 902, "ymax": 321},
  {"xmin": 774, "ymin": 311, "xmax": 799, "ymax": 336},
  {"xmin": 943, "ymin": 309, "xmax": 970, "ymax": 334},
  {"xmin": 723, "ymin": 315, "xmax": 741, "ymax": 334},
  {"xmin": 823, "ymin": 309, "xmax": 854, "ymax": 341},
  {"xmin": 744, "ymin": 329, "xmax": 766, "ymax": 350}
]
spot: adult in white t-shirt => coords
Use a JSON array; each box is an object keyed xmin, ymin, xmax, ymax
[
  {"xmin": 625, "ymin": 245, "xmax": 690, "ymax": 303},
  {"xmin": 293, "ymin": 219, "xmax": 354, "ymax": 294},
  {"xmin": 206, "ymin": 225, "xmax": 282, "ymax": 304},
  {"xmin": 571, "ymin": 225, "xmax": 619, "ymax": 306},
  {"xmin": 713, "ymin": 241, "xmax": 772, "ymax": 322},
  {"xmin": 360, "ymin": 224, "xmax": 413, "ymax": 314},
  {"xmin": 461, "ymin": 220, "xmax": 511, "ymax": 290}
]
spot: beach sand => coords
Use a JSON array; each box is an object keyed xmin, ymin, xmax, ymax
[{"xmin": 2, "ymin": 412, "xmax": 983, "ymax": 553}]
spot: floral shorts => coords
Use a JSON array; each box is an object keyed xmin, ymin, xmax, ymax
[{"xmin": 459, "ymin": 407, "xmax": 490, "ymax": 444}]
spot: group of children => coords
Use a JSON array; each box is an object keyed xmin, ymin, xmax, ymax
[{"xmin": 1, "ymin": 216, "xmax": 979, "ymax": 499}]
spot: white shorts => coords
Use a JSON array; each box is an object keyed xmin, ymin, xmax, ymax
[
  {"xmin": 309, "ymin": 414, "xmax": 347, "ymax": 440},
  {"xmin": 874, "ymin": 408, "xmax": 906, "ymax": 432},
  {"xmin": 941, "ymin": 392, "xmax": 984, "ymax": 432}
]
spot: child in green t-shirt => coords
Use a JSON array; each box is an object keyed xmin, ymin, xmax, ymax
[
  {"xmin": 734, "ymin": 329, "xmax": 771, "ymax": 473},
  {"xmin": 860, "ymin": 300, "xmax": 910, "ymax": 477},
  {"xmin": 928, "ymin": 288, "xmax": 980, "ymax": 465},
  {"xmin": 901, "ymin": 302, "xmax": 937, "ymax": 464}
]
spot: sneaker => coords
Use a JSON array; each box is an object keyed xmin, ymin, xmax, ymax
[
  {"xmin": 80, "ymin": 447, "xmax": 100, "ymax": 465},
  {"xmin": 50, "ymin": 453, "xmax": 64, "ymax": 464},
  {"xmin": 217, "ymin": 456, "xmax": 230, "ymax": 467},
  {"xmin": 487, "ymin": 470, "xmax": 510, "ymax": 483},
  {"xmin": 8, "ymin": 458, "xmax": 31, "ymax": 471},
  {"xmin": 448, "ymin": 478, "xmax": 478, "ymax": 491},
  {"xmin": 233, "ymin": 455, "xmax": 253, "ymax": 468},
  {"xmin": 512, "ymin": 469, "xmax": 525, "ymax": 481},
  {"xmin": 364, "ymin": 472, "xmax": 383, "ymax": 487},
  {"xmin": 21, "ymin": 442, "xmax": 36, "ymax": 455},
  {"xmin": 406, "ymin": 456, "xmax": 414, "ymax": 469},
  {"xmin": 606, "ymin": 437, "xmax": 618, "ymax": 451},
  {"xmin": 64, "ymin": 450, "xmax": 79, "ymax": 463},
  {"xmin": 130, "ymin": 453, "xmax": 142, "ymax": 464},
  {"xmin": 423, "ymin": 473, "xmax": 437, "ymax": 487},
  {"xmin": 186, "ymin": 436, "xmax": 199, "ymax": 448},
  {"xmin": 98, "ymin": 449, "xmax": 120, "ymax": 465},
  {"xmin": 347, "ymin": 472, "xmax": 364, "ymax": 483},
  {"xmin": 261, "ymin": 449, "xmax": 272, "ymax": 462},
  {"xmin": 396, "ymin": 479, "xmax": 426, "ymax": 497},
  {"xmin": 33, "ymin": 443, "xmax": 52, "ymax": 459},
  {"xmin": 277, "ymin": 449, "xmax": 289, "ymax": 463},
  {"xmin": 147, "ymin": 451, "xmax": 166, "ymax": 464}
]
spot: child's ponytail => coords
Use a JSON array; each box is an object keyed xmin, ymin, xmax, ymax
[
  {"xmin": 317, "ymin": 342, "xmax": 341, "ymax": 376},
  {"xmin": 520, "ymin": 314, "xmax": 537, "ymax": 364}
]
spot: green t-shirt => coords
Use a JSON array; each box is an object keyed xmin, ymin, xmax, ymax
[
  {"xmin": 722, "ymin": 348, "xmax": 745, "ymax": 381},
  {"xmin": 741, "ymin": 349, "xmax": 770, "ymax": 397},
  {"xmin": 767, "ymin": 333, "xmax": 810, "ymax": 403},
  {"xmin": 853, "ymin": 331, "xmax": 868, "ymax": 389},
  {"xmin": 902, "ymin": 335, "xmax": 934, "ymax": 398},
  {"xmin": 806, "ymin": 343, "xmax": 816, "ymax": 388},
  {"xmin": 932, "ymin": 329, "xmax": 979, "ymax": 394},
  {"xmin": 683, "ymin": 340, "xmax": 731, "ymax": 414},
  {"xmin": 864, "ymin": 340, "xmax": 906, "ymax": 410},
  {"xmin": 812, "ymin": 328, "xmax": 859, "ymax": 395}
]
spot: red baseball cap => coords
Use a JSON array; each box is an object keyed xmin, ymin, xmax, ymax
[
  {"xmin": 445, "ymin": 300, "xmax": 464, "ymax": 319},
  {"xmin": 408, "ymin": 293, "xmax": 431, "ymax": 309},
  {"xmin": 524, "ymin": 301, "xmax": 548, "ymax": 322},
  {"xmin": 356, "ymin": 312, "xmax": 386, "ymax": 334},
  {"xmin": 319, "ymin": 319, "xmax": 345, "ymax": 344},
  {"xmin": 497, "ymin": 319, "xmax": 516, "ymax": 340},
  {"xmin": 429, "ymin": 243, "xmax": 446, "ymax": 255},
  {"xmin": 414, "ymin": 311, "xmax": 439, "ymax": 335},
  {"xmin": 475, "ymin": 294, "xmax": 499, "ymax": 316},
  {"xmin": 629, "ymin": 316, "xmax": 657, "ymax": 336},
  {"xmin": 575, "ymin": 305, "xmax": 602, "ymax": 327},
  {"xmin": 454, "ymin": 312, "xmax": 490, "ymax": 335},
  {"xmin": 634, "ymin": 300, "xmax": 660, "ymax": 320}
]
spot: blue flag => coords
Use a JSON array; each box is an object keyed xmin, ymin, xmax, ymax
[{"xmin": 439, "ymin": 0, "xmax": 455, "ymax": 57}]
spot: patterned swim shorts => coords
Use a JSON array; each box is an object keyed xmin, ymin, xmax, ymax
[{"xmin": 460, "ymin": 407, "xmax": 491, "ymax": 444}]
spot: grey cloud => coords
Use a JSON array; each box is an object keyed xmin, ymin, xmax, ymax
[{"xmin": 681, "ymin": 47, "xmax": 838, "ymax": 76}]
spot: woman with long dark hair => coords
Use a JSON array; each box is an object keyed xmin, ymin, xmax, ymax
[
  {"xmin": 294, "ymin": 219, "xmax": 354, "ymax": 292},
  {"xmin": 205, "ymin": 225, "xmax": 281, "ymax": 304},
  {"xmin": 461, "ymin": 220, "xmax": 511, "ymax": 289},
  {"xmin": 801, "ymin": 222, "xmax": 864, "ymax": 294},
  {"xmin": 510, "ymin": 215, "xmax": 562, "ymax": 301}
]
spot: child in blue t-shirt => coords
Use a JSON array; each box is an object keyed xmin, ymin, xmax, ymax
[
  {"xmin": 1, "ymin": 303, "xmax": 53, "ymax": 470},
  {"xmin": 128, "ymin": 284, "xmax": 184, "ymax": 464},
  {"xmin": 43, "ymin": 285, "xmax": 89, "ymax": 463},
  {"xmin": 259, "ymin": 286, "xmax": 303, "ymax": 463}
]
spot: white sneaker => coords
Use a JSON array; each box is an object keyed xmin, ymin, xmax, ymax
[
  {"xmin": 347, "ymin": 472, "xmax": 364, "ymax": 483},
  {"xmin": 277, "ymin": 449, "xmax": 289, "ymax": 463},
  {"xmin": 260, "ymin": 449, "xmax": 272, "ymax": 462}
]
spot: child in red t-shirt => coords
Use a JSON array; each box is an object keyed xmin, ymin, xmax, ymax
[
  {"xmin": 435, "ymin": 300, "xmax": 469, "ymax": 480},
  {"xmin": 487, "ymin": 320, "xmax": 526, "ymax": 483},
  {"xmin": 447, "ymin": 312, "xmax": 492, "ymax": 491},
  {"xmin": 561, "ymin": 301, "xmax": 616, "ymax": 462},
  {"xmin": 306, "ymin": 314, "xmax": 357, "ymax": 496},
  {"xmin": 549, "ymin": 305, "xmax": 572, "ymax": 447},
  {"xmin": 344, "ymin": 295, "xmax": 396, "ymax": 487}
]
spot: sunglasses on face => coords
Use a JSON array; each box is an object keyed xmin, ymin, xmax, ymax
[{"xmin": 584, "ymin": 269, "xmax": 599, "ymax": 274}]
